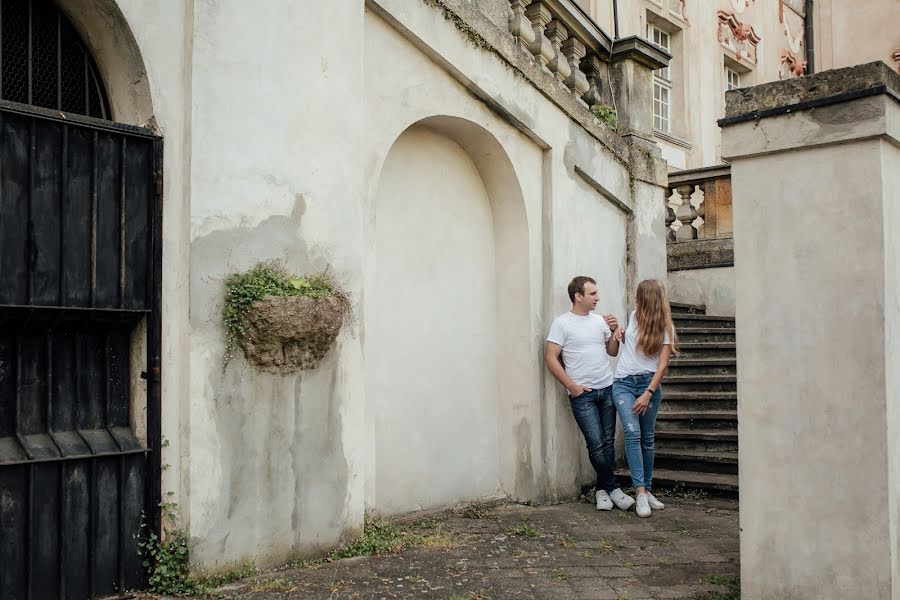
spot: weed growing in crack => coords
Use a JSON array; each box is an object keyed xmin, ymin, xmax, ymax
[
  {"xmin": 700, "ymin": 574, "xmax": 740, "ymax": 600},
  {"xmin": 511, "ymin": 523, "xmax": 541, "ymax": 538}
]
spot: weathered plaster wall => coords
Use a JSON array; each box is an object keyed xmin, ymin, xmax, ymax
[
  {"xmin": 667, "ymin": 266, "xmax": 735, "ymax": 317},
  {"xmin": 185, "ymin": 0, "xmax": 366, "ymax": 568},
  {"xmin": 814, "ymin": 0, "xmax": 900, "ymax": 74},
  {"xmin": 732, "ymin": 135, "xmax": 893, "ymax": 600},
  {"xmin": 79, "ymin": 0, "xmax": 666, "ymax": 572},
  {"xmin": 723, "ymin": 66, "xmax": 900, "ymax": 599},
  {"xmin": 882, "ymin": 140, "xmax": 900, "ymax": 596},
  {"xmin": 370, "ymin": 126, "xmax": 502, "ymax": 513}
]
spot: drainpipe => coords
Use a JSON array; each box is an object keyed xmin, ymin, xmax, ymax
[
  {"xmin": 612, "ymin": 0, "xmax": 619, "ymax": 39},
  {"xmin": 804, "ymin": 0, "xmax": 815, "ymax": 74}
]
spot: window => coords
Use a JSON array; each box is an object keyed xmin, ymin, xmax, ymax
[
  {"xmin": 653, "ymin": 82, "xmax": 670, "ymax": 132},
  {"xmin": 725, "ymin": 67, "xmax": 741, "ymax": 92},
  {"xmin": 648, "ymin": 24, "xmax": 672, "ymax": 132},
  {"xmin": 648, "ymin": 25, "xmax": 671, "ymax": 80},
  {"xmin": 0, "ymin": 0, "xmax": 110, "ymax": 118}
]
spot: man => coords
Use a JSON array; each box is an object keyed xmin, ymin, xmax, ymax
[{"xmin": 545, "ymin": 276, "xmax": 635, "ymax": 511}]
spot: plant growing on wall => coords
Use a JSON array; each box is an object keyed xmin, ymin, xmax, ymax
[
  {"xmin": 223, "ymin": 261, "xmax": 349, "ymax": 372},
  {"xmin": 590, "ymin": 103, "xmax": 618, "ymax": 130}
]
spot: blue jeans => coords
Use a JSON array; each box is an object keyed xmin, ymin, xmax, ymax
[
  {"xmin": 612, "ymin": 374, "xmax": 662, "ymax": 490},
  {"xmin": 569, "ymin": 386, "xmax": 617, "ymax": 493}
]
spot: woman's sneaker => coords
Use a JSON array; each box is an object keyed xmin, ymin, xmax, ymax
[
  {"xmin": 609, "ymin": 488, "xmax": 635, "ymax": 510},
  {"xmin": 635, "ymin": 493, "xmax": 651, "ymax": 518},
  {"xmin": 595, "ymin": 489, "xmax": 613, "ymax": 511},
  {"xmin": 646, "ymin": 492, "xmax": 665, "ymax": 510}
]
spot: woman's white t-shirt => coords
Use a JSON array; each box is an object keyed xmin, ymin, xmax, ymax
[{"xmin": 614, "ymin": 310, "xmax": 671, "ymax": 378}]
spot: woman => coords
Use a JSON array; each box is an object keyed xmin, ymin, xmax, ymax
[{"xmin": 612, "ymin": 279, "xmax": 677, "ymax": 518}]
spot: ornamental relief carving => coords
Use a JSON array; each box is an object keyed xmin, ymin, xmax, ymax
[
  {"xmin": 717, "ymin": 11, "xmax": 761, "ymax": 65},
  {"xmin": 779, "ymin": 50, "xmax": 807, "ymax": 79}
]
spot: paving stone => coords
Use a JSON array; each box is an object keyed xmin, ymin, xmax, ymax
[{"xmin": 145, "ymin": 497, "xmax": 738, "ymax": 600}]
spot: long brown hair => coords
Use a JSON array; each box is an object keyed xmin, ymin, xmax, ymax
[{"xmin": 634, "ymin": 279, "xmax": 677, "ymax": 356}]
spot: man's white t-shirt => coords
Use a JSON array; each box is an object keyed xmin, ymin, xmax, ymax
[
  {"xmin": 614, "ymin": 310, "xmax": 671, "ymax": 378},
  {"xmin": 546, "ymin": 312, "xmax": 614, "ymax": 391}
]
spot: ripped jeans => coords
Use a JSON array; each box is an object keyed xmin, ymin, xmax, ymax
[{"xmin": 612, "ymin": 373, "xmax": 662, "ymax": 490}]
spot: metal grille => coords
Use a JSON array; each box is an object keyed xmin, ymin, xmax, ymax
[
  {"xmin": 0, "ymin": 105, "xmax": 162, "ymax": 599},
  {"xmin": 0, "ymin": 0, "xmax": 110, "ymax": 119}
]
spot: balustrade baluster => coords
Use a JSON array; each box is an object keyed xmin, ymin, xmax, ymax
[
  {"xmin": 545, "ymin": 20, "xmax": 571, "ymax": 82},
  {"xmin": 525, "ymin": 2, "xmax": 555, "ymax": 71},
  {"xmin": 691, "ymin": 184, "xmax": 706, "ymax": 239},
  {"xmin": 508, "ymin": 0, "xmax": 536, "ymax": 48},
  {"xmin": 666, "ymin": 187, "xmax": 683, "ymax": 242},
  {"xmin": 561, "ymin": 38, "xmax": 590, "ymax": 98}
]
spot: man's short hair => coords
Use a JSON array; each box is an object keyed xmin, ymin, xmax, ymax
[{"xmin": 568, "ymin": 276, "xmax": 596, "ymax": 303}]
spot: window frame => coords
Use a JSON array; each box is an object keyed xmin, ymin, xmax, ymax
[
  {"xmin": 648, "ymin": 23, "xmax": 672, "ymax": 133},
  {"xmin": 725, "ymin": 66, "xmax": 741, "ymax": 92}
]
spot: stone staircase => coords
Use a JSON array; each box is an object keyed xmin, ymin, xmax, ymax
[{"xmin": 616, "ymin": 301, "xmax": 738, "ymax": 494}]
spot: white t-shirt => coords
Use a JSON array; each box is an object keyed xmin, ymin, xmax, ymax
[
  {"xmin": 614, "ymin": 310, "xmax": 671, "ymax": 378},
  {"xmin": 546, "ymin": 311, "xmax": 614, "ymax": 391}
]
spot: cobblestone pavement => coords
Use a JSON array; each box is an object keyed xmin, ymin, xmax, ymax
[{"xmin": 191, "ymin": 495, "xmax": 739, "ymax": 600}]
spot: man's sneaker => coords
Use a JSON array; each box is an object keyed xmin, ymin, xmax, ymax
[
  {"xmin": 635, "ymin": 493, "xmax": 651, "ymax": 518},
  {"xmin": 609, "ymin": 488, "xmax": 635, "ymax": 510},
  {"xmin": 595, "ymin": 489, "xmax": 613, "ymax": 511},
  {"xmin": 646, "ymin": 492, "xmax": 665, "ymax": 510}
]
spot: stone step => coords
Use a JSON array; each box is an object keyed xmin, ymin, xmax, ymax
[
  {"xmin": 654, "ymin": 449, "xmax": 739, "ymax": 475},
  {"xmin": 656, "ymin": 410, "xmax": 738, "ymax": 431},
  {"xmin": 675, "ymin": 327, "xmax": 736, "ymax": 343},
  {"xmin": 655, "ymin": 429, "xmax": 738, "ymax": 452},
  {"xmin": 669, "ymin": 301, "xmax": 706, "ymax": 315},
  {"xmin": 675, "ymin": 342, "xmax": 737, "ymax": 359},
  {"xmin": 661, "ymin": 391, "xmax": 737, "ymax": 411},
  {"xmin": 617, "ymin": 468, "xmax": 739, "ymax": 494},
  {"xmin": 667, "ymin": 358, "xmax": 737, "ymax": 376},
  {"xmin": 663, "ymin": 374, "xmax": 737, "ymax": 393},
  {"xmin": 673, "ymin": 314, "xmax": 736, "ymax": 329}
]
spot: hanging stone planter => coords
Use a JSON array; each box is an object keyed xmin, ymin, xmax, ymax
[
  {"xmin": 241, "ymin": 294, "xmax": 348, "ymax": 373},
  {"xmin": 223, "ymin": 262, "xmax": 349, "ymax": 374}
]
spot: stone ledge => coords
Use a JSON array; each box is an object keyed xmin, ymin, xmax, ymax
[
  {"xmin": 667, "ymin": 238, "xmax": 734, "ymax": 271},
  {"xmin": 721, "ymin": 61, "xmax": 900, "ymax": 126}
]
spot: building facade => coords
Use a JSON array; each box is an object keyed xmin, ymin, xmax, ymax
[
  {"xmin": 571, "ymin": 0, "xmax": 900, "ymax": 316},
  {"xmin": 0, "ymin": 0, "xmax": 670, "ymax": 593}
]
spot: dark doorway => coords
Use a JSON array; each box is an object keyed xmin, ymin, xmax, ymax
[{"xmin": 0, "ymin": 1, "xmax": 162, "ymax": 598}]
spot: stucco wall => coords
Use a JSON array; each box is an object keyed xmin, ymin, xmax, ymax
[
  {"xmin": 185, "ymin": 0, "xmax": 367, "ymax": 568},
  {"xmin": 814, "ymin": 0, "xmax": 900, "ymax": 74},
  {"xmin": 667, "ymin": 266, "xmax": 735, "ymax": 316},
  {"xmin": 370, "ymin": 126, "xmax": 502, "ymax": 514},
  {"xmin": 882, "ymin": 141, "xmax": 900, "ymax": 596},
  {"xmin": 78, "ymin": 0, "xmax": 667, "ymax": 572},
  {"xmin": 723, "ymin": 67, "xmax": 900, "ymax": 598}
]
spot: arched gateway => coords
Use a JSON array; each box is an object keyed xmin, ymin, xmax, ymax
[{"xmin": 0, "ymin": 1, "xmax": 162, "ymax": 598}]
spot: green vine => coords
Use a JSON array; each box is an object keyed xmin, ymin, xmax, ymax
[
  {"xmin": 139, "ymin": 498, "xmax": 257, "ymax": 596},
  {"xmin": 590, "ymin": 104, "xmax": 618, "ymax": 130},
  {"xmin": 222, "ymin": 261, "xmax": 341, "ymax": 365},
  {"xmin": 139, "ymin": 500, "xmax": 202, "ymax": 596}
]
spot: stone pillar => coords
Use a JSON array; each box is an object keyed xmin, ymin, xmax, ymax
[
  {"xmin": 608, "ymin": 36, "xmax": 669, "ymax": 147},
  {"xmin": 720, "ymin": 62, "xmax": 900, "ymax": 600}
]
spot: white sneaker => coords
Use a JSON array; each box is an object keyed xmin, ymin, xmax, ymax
[
  {"xmin": 646, "ymin": 492, "xmax": 665, "ymax": 510},
  {"xmin": 609, "ymin": 488, "xmax": 635, "ymax": 511},
  {"xmin": 636, "ymin": 493, "xmax": 651, "ymax": 518},
  {"xmin": 595, "ymin": 489, "xmax": 613, "ymax": 511}
]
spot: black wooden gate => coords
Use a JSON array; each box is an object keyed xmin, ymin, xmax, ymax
[{"xmin": 0, "ymin": 100, "xmax": 162, "ymax": 599}]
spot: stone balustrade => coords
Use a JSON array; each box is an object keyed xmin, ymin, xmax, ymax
[
  {"xmin": 665, "ymin": 164, "xmax": 733, "ymax": 271},
  {"xmin": 666, "ymin": 164, "xmax": 732, "ymax": 242},
  {"xmin": 508, "ymin": 0, "xmax": 614, "ymax": 106}
]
